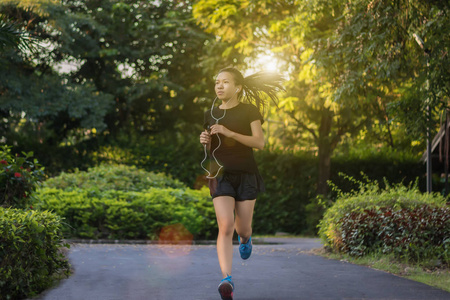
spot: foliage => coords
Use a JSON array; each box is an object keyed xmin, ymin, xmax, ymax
[
  {"xmin": 45, "ymin": 146, "xmax": 424, "ymax": 237},
  {"xmin": 253, "ymin": 149, "xmax": 424, "ymax": 235},
  {"xmin": 254, "ymin": 150, "xmax": 317, "ymax": 235},
  {"xmin": 0, "ymin": 207, "xmax": 70, "ymax": 300},
  {"xmin": 0, "ymin": 145, "xmax": 45, "ymax": 209},
  {"xmin": 330, "ymin": 148, "xmax": 426, "ymax": 192},
  {"xmin": 193, "ymin": 0, "xmax": 363, "ymax": 195},
  {"xmin": 319, "ymin": 175, "xmax": 448, "ymax": 262},
  {"xmin": 43, "ymin": 164, "xmax": 186, "ymax": 191},
  {"xmin": 320, "ymin": 0, "xmax": 449, "ymax": 139},
  {"xmin": 92, "ymin": 132, "xmax": 206, "ymax": 188},
  {"xmin": 33, "ymin": 187, "xmax": 217, "ymax": 240},
  {"xmin": 0, "ymin": 17, "xmax": 36, "ymax": 52},
  {"xmin": 37, "ymin": 165, "xmax": 217, "ymax": 240},
  {"xmin": 53, "ymin": 145, "xmax": 423, "ymax": 237},
  {"xmin": 338, "ymin": 206, "xmax": 449, "ymax": 263},
  {"xmin": 0, "ymin": 0, "xmax": 215, "ymax": 150},
  {"xmin": 193, "ymin": 0, "xmax": 449, "ymax": 195},
  {"xmin": 0, "ymin": 0, "xmax": 219, "ymax": 182}
]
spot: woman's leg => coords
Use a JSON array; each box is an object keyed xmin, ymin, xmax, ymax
[
  {"xmin": 213, "ymin": 196, "xmax": 236, "ymax": 278},
  {"xmin": 234, "ymin": 199, "xmax": 256, "ymax": 243}
]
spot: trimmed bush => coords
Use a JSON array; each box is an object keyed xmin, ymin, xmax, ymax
[
  {"xmin": 339, "ymin": 206, "xmax": 449, "ymax": 263},
  {"xmin": 319, "ymin": 176, "xmax": 448, "ymax": 263},
  {"xmin": 0, "ymin": 145, "xmax": 45, "ymax": 209},
  {"xmin": 43, "ymin": 164, "xmax": 186, "ymax": 191},
  {"xmin": 34, "ymin": 187, "xmax": 217, "ymax": 240},
  {"xmin": 0, "ymin": 208, "xmax": 70, "ymax": 300}
]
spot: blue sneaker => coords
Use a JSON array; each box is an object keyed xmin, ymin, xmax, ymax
[
  {"xmin": 218, "ymin": 275, "xmax": 234, "ymax": 300},
  {"xmin": 238, "ymin": 236, "xmax": 252, "ymax": 260}
]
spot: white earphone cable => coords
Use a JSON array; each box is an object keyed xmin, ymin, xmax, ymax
[
  {"xmin": 201, "ymin": 97, "xmax": 225, "ymax": 179},
  {"xmin": 201, "ymin": 89, "xmax": 239, "ymax": 179}
]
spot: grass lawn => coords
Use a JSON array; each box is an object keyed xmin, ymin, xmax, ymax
[{"xmin": 314, "ymin": 247, "xmax": 450, "ymax": 293}]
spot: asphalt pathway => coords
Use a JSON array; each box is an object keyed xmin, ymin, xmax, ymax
[{"xmin": 34, "ymin": 238, "xmax": 450, "ymax": 300}]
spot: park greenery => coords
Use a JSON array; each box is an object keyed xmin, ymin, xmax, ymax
[
  {"xmin": 0, "ymin": 0, "xmax": 448, "ymax": 193},
  {"xmin": 319, "ymin": 175, "xmax": 449, "ymax": 263},
  {"xmin": 0, "ymin": 207, "xmax": 70, "ymax": 300},
  {"xmin": 35, "ymin": 164, "xmax": 217, "ymax": 240},
  {"xmin": 0, "ymin": 0, "xmax": 449, "ymax": 297},
  {"xmin": 0, "ymin": 145, "xmax": 68, "ymax": 300}
]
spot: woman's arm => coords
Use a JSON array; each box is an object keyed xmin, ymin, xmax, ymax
[{"xmin": 209, "ymin": 120, "xmax": 265, "ymax": 150}]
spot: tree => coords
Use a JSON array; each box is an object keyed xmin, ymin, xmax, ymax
[
  {"xmin": 0, "ymin": 1, "xmax": 114, "ymax": 150},
  {"xmin": 0, "ymin": 0, "xmax": 219, "ymax": 173},
  {"xmin": 193, "ymin": 0, "xmax": 449, "ymax": 195},
  {"xmin": 0, "ymin": 18, "xmax": 32, "ymax": 51},
  {"xmin": 317, "ymin": 0, "xmax": 449, "ymax": 142},
  {"xmin": 193, "ymin": 0, "xmax": 371, "ymax": 195}
]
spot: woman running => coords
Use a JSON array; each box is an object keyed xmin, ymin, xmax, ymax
[{"xmin": 199, "ymin": 67, "xmax": 284, "ymax": 300}]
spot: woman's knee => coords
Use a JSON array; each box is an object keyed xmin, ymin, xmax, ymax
[
  {"xmin": 218, "ymin": 221, "xmax": 234, "ymax": 236},
  {"xmin": 236, "ymin": 227, "xmax": 252, "ymax": 239}
]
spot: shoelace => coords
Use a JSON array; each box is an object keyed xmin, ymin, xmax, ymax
[{"xmin": 221, "ymin": 275, "xmax": 232, "ymax": 283}]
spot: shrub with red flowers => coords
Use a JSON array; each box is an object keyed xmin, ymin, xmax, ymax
[
  {"xmin": 338, "ymin": 206, "xmax": 449, "ymax": 263},
  {"xmin": 319, "ymin": 174, "xmax": 449, "ymax": 265},
  {"xmin": 0, "ymin": 145, "xmax": 45, "ymax": 209}
]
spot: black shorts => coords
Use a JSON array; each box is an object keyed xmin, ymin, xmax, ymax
[{"xmin": 209, "ymin": 171, "xmax": 265, "ymax": 201}]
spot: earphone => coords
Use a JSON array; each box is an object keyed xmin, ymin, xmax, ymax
[
  {"xmin": 200, "ymin": 88, "xmax": 240, "ymax": 179},
  {"xmin": 200, "ymin": 96, "xmax": 225, "ymax": 178}
]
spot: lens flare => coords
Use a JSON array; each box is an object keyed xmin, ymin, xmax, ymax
[
  {"xmin": 158, "ymin": 223, "xmax": 193, "ymax": 258},
  {"xmin": 159, "ymin": 223, "xmax": 193, "ymax": 244}
]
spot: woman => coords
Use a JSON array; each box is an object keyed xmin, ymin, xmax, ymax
[{"xmin": 199, "ymin": 67, "xmax": 284, "ymax": 300}]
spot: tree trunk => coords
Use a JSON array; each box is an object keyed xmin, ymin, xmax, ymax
[{"xmin": 317, "ymin": 109, "xmax": 333, "ymax": 196}]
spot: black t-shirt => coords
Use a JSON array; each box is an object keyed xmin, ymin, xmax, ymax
[{"xmin": 203, "ymin": 102, "xmax": 264, "ymax": 173}]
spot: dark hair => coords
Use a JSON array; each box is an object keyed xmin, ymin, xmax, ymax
[{"xmin": 218, "ymin": 67, "xmax": 285, "ymax": 115}]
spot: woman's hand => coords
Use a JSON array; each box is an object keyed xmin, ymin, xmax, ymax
[
  {"xmin": 200, "ymin": 130, "xmax": 211, "ymax": 145},
  {"xmin": 209, "ymin": 124, "xmax": 233, "ymax": 138}
]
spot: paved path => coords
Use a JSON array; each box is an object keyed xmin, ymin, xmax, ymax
[{"xmin": 34, "ymin": 238, "xmax": 450, "ymax": 300}]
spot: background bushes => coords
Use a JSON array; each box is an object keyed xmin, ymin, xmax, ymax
[
  {"xmin": 0, "ymin": 145, "xmax": 44, "ymax": 209},
  {"xmin": 253, "ymin": 151, "xmax": 317, "ymax": 235},
  {"xmin": 43, "ymin": 164, "xmax": 186, "ymax": 191},
  {"xmin": 0, "ymin": 146, "xmax": 69, "ymax": 300},
  {"xmin": 22, "ymin": 134, "xmax": 426, "ymax": 236},
  {"xmin": 0, "ymin": 208, "xmax": 70, "ymax": 300},
  {"xmin": 68, "ymin": 147, "xmax": 426, "ymax": 236},
  {"xmin": 318, "ymin": 177, "xmax": 449, "ymax": 264},
  {"xmin": 339, "ymin": 206, "xmax": 449, "ymax": 262},
  {"xmin": 253, "ymin": 150, "xmax": 425, "ymax": 235},
  {"xmin": 35, "ymin": 165, "xmax": 217, "ymax": 240}
]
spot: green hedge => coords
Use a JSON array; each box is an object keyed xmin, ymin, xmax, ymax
[
  {"xmin": 318, "ymin": 178, "xmax": 448, "ymax": 263},
  {"xmin": 43, "ymin": 164, "xmax": 186, "ymax": 191},
  {"xmin": 0, "ymin": 208, "xmax": 70, "ymax": 300},
  {"xmin": 34, "ymin": 187, "xmax": 217, "ymax": 240},
  {"xmin": 252, "ymin": 150, "xmax": 425, "ymax": 235},
  {"xmin": 253, "ymin": 151, "xmax": 317, "ymax": 235},
  {"xmin": 25, "ymin": 137, "xmax": 427, "ymax": 236},
  {"xmin": 36, "ymin": 165, "xmax": 216, "ymax": 240},
  {"xmin": 329, "ymin": 149, "xmax": 426, "ymax": 193}
]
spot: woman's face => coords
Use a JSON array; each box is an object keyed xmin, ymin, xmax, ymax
[{"xmin": 215, "ymin": 72, "xmax": 240, "ymax": 101}]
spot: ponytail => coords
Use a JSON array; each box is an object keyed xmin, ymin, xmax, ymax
[{"xmin": 218, "ymin": 67, "xmax": 285, "ymax": 115}]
